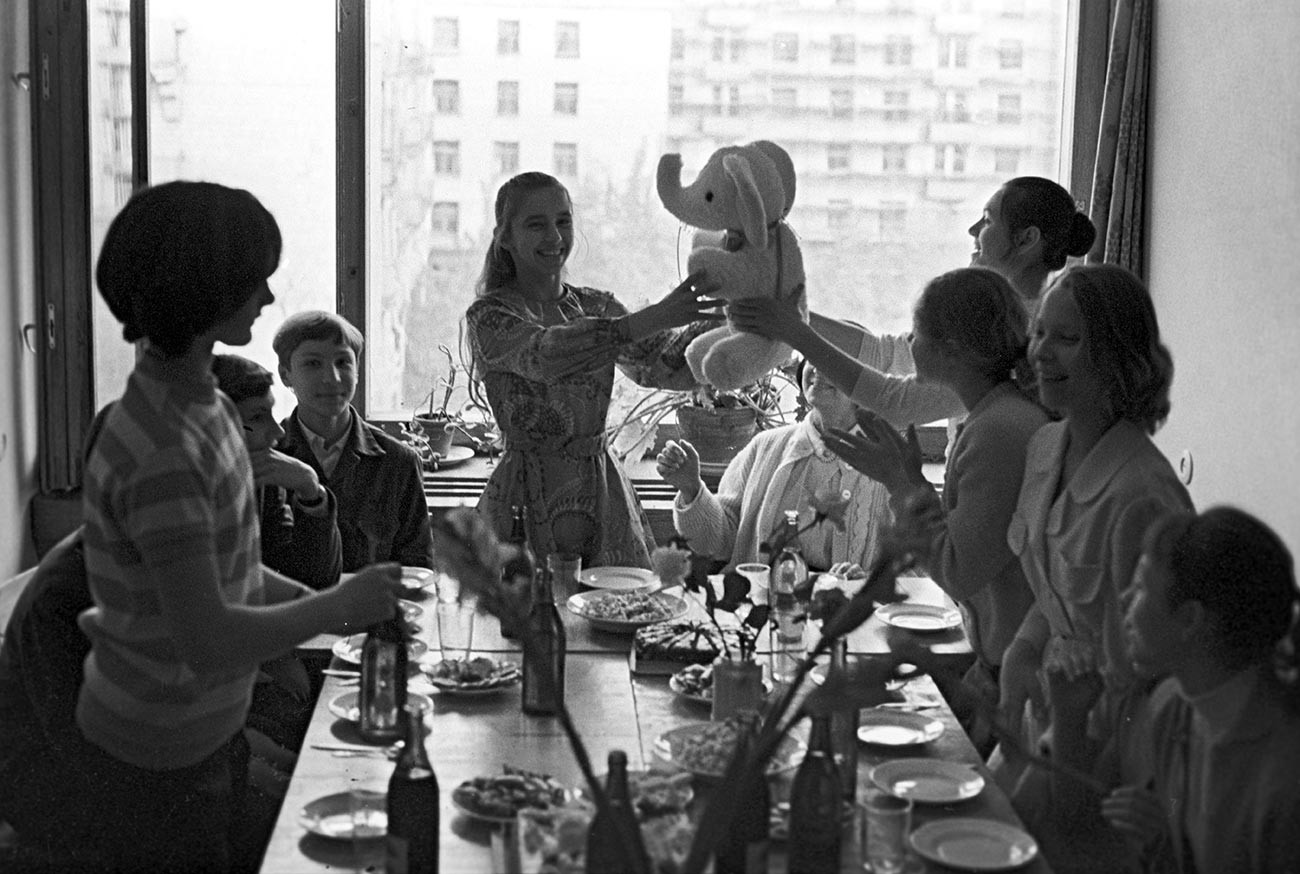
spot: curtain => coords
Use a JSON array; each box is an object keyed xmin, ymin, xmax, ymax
[{"xmin": 1087, "ymin": 0, "xmax": 1153, "ymax": 276}]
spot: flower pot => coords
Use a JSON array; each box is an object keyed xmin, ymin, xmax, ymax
[
  {"xmin": 413, "ymin": 414, "xmax": 456, "ymax": 458},
  {"xmin": 711, "ymin": 657, "xmax": 765, "ymax": 722},
  {"xmin": 675, "ymin": 405, "xmax": 758, "ymax": 467}
]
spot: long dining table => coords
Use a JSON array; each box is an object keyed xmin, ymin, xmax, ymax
[{"xmin": 260, "ymin": 573, "xmax": 1052, "ymax": 874}]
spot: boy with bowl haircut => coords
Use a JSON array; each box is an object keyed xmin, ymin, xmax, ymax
[{"xmin": 272, "ymin": 310, "xmax": 434, "ymax": 572}]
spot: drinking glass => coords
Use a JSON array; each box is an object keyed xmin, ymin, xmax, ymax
[
  {"xmin": 349, "ymin": 787, "xmax": 386, "ymax": 844},
  {"xmin": 546, "ymin": 552, "xmax": 582, "ymax": 603},
  {"xmin": 735, "ymin": 562, "xmax": 770, "ymax": 602},
  {"xmin": 769, "ymin": 605, "xmax": 806, "ymax": 684},
  {"xmin": 859, "ymin": 790, "xmax": 912, "ymax": 873},
  {"xmin": 436, "ymin": 601, "xmax": 475, "ymax": 663}
]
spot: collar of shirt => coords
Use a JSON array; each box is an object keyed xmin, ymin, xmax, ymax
[{"xmin": 298, "ymin": 415, "xmax": 350, "ymax": 478}]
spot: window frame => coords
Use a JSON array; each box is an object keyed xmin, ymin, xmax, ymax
[{"xmin": 33, "ymin": 0, "xmax": 1110, "ymax": 488}]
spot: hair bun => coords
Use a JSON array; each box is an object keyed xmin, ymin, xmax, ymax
[{"xmin": 1067, "ymin": 212, "xmax": 1097, "ymax": 258}]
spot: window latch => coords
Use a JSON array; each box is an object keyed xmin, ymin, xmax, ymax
[{"xmin": 45, "ymin": 302, "xmax": 56, "ymax": 351}]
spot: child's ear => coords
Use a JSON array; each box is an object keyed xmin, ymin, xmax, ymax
[
  {"xmin": 278, "ymin": 363, "xmax": 293, "ymax": 388},
  {"xmin": 1014, "ymin": 225, "xmax": 1042, "ymax": 253}
]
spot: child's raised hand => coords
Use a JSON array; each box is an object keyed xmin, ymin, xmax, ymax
[
  {"xmin": 1102, "ymin": 784, "xmax": 1167, "ymax": 852},
  {"xmin": 727, "ymin": 294, "xmax": 802, "ymax": 341},
  {"xmin": 333, "ymin": 562, "xmax": 402, "ymax": 630},
  {"xmin": 655, "ymin": 439, "xmax": 703, "ymax": 502}
]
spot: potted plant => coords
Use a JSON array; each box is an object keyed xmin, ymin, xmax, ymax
[
  {"xmin": 404, "ymin": 343, "xmax": 501, "ymax": 467},
  {"xmin": 605, "ymin": 362, "xmax": 805, "ymax": 468}
]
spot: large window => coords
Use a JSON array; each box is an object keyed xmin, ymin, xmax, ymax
[{"xmin": 45, "ymin": 0, "xmax": 1080, "ymax": 483}]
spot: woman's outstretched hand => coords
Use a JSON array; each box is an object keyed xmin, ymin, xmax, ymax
[
  {"xmin": 824, "ymin": 409, "xmax": 926, "ymax": 494},
  {"xmin": 727, "ymin": 291, "xmax": 804, "ymax": 342},
  {"xmin": 655, "ymin": 439, "xmax": 704, "ymax": 503},
  {"xmin": 625, "ymin": 269, "xmax": 724, "ymax": 339}
]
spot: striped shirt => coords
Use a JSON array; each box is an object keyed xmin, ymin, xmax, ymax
[{"xmin": 78, "ymin": 351, "xmax": 263, "ymax": 769}]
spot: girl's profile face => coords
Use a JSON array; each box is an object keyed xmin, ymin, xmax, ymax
[
  {"xmin": 1123, "ymin": 551, "xmax": 1184, "ymax": 677},
  {"xmin": 1029, "ymin": 283, "xmax": 1107, "ymax": 419},
  {"xmin": 969, "ymin": 188, "xmax": 1017, "ymax": 273},
  {"xmin": 500, "ymin": 186, "xmax": 573, "ymax": 286},
  {"xmin": 907, "ymin": 318, "xmax": 948, "ymax": 385}
]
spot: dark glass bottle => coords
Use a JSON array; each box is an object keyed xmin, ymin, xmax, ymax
[
  {"xmin": 714, "ymin": 712, "xmax": 769, "ymax": 874},
  {"xmin": 521, "ymin": 566, "xmax": 566, "ymax": 716},
  {"xmin": 585, "ymin": 750, "xmax": 651, "ymax": 874},
  {"xmin": 499, "ymin": 505, "xmax": 536, "ymax": 639},
  {"xmin": 358, "ymin": 607, "xmax": 408, "ymax": 743},
  {"xmin": 788, "ymin": 714, "xmax": 843, "ymax": 874},
  {"xmin": 828, "ymin": 638, "xmax": 859, "ymax": 803},
  {"xmin": 385, "ymin": 701, "xmax": 439, "ymax": 874}
]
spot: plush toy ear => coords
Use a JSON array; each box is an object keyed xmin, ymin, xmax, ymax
[{"xmin": 721, "ymin": 153, "xmax": 769, "ymax": 249}]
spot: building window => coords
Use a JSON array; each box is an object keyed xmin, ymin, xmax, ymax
[
  {"xmin": 497, "ymin": 81, "xmax": 519, "ymax": 116},
  {"xmin": 556, "ymin": 21, "xmax": 579, "ymax": 58},
  {"xmin": 712, "ymin": 36, "xmax": 725, "ymax": 62},
  {"xmin": 498, "ymin": 20, "xmax": 520, "ymax": 55},
  {"xmin": 1000, "ymin": 40, "xmax": 1024, "ymax": 69},
  {"xmin": 712, "ymin": 85, "xmax": 723, "ymax": 115},
  {"xmin": 885, "ymin": 36, "xmax": 912, "ymax": 66},
  {"xmin": 669, "ymin": 83, "xmax": 684, "ymax": 116},
  {"xmin": 494, "ymin": 141, "xmax": 519, "ymax": 175},
  {"xmin": 939, "ymin": 90, "xmax": 970, "ymax": 123},
  {"xmin": 828, "ymin": 142, "xmax": 851, "ymax": 171},
  {"xmin": 434, "ymin": 141, "xmax": 460, "ymax": 176},
  {"xmin": 939, "ymin": 35, "xmax": 969, "ymax": 68},
  {"xmin": 883, "ymin": 90, "xmax": 910, "ymax": 121},
  {"xmin": 882, "ymin": 144, "xmax": 907, "ymax": 173},
  {"xmin": 554, "ymin": 82, "xmax": 578, "ymax": 115},
  {"xmin": 1002, "ymin": 0, "xmax": 1026, "ymax": 17},
  {"xmin": 880, "ymin": 201, "xmax": 907, "ymax": 239},
  {"xmin": 772, "ymin": 87, "xmax": 797, "ymax": 114},
  {"xmin": 730, "ymin": 37, "xmax": 745, "ymax": 63},
  {"xmin": 774, "ymin": 32, "xmax": 798, "ymax": 62},
  {"xmin": 831, "ymin": 34, "xmax": 856, "ymax": 64},
  {"xmin": 433, "ymin": 17, "xmax": 459, "ymax": 52},
  {"xmin": 830, "ymin": 88, "xmax": 854, "ymax": 119},
  {"xmin": 994, "ymin": 147, "xmax": 1021, "ymax": 175},
  {"xmin": 728, "ymin": 85, "xmax": 742, "ymax": 116},
  {"xmin": 433, "ymin": 80, "xmax": 460, "ymax": 114},
  {"xmin": 934, "ymin": 143, "xmax": 968, "ymax": 175},
  {"xmin": 671, "ymin": 29, "xmax": 685, "ymax": 60},
  {"xmin": 828, "ymin": 199, "xmax": 852, "ymax": 230},
  {"xmin": 997, "ymin": 93, "xmax": 1022, "ymax": 124},
  {"xmin": 432, "ymin": 202, "xmax": 459, "ymax": 235},
  {"xmin": 554, "ymin": 142, "xmax": 578, "ymax": 177}
]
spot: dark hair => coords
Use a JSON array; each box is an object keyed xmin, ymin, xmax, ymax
[
  {"xmin": 914, "ymin": 267, "xmax": 1033, "ymax": 389},
  {"xmin": 95, "ymin": 181, "xmax": 281, "ymax": 358},
  {"xmin": 475, "ymin": 171, "xmax": 570, "ymax": 295},
  {"xmin": 1052, "ymin": 264, "xmax": 1173, "ymax": 433},
  {"xmin": 211, "ymin": 353, "xmax": 274, "ymax": 405},
  {"xmin": 1145, "ymin": 506, "xmax": 1299, "ymax": 680},
  {"xmin": 1000, "ymin": 176, "xmax": 1096, "ymax": 271},
  {"xmin": 271, "ymin": 310, "xmax": 365, "ymax": 371}
]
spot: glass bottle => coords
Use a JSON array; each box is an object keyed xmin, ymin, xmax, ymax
[
  {"xmin": 788, "ymin": 714, "xmax": 843, "ymax": 874},
  {"xmin": 770, "ymin": 511, "xmax": 809, "ymax": 684},
  {"xmin": 771, "ymin": 509, "xmax": 809, "ymax": 603},
  {"xmin": 385, "ymin": 701, "xmax": 439, "ymax": 874},
  {"xmin": 828, "ymin": 639, "xmax": 859, "ymax": 803},
  {"xmin": 585, "ymin": 750, "xmax": 651, "ymax": 874},
  {"xmin": 521, "ymin": 566, "xmax": 566, "ymax": 716},
  {"xmin": 358, "ymin": 607, "xmax": 408, "ymax": 743},
  {"xmin": 714, "ymin": 712, "xmax": 769, "ymax": 874},
  {"xmin": 499, "ymin": 505, "xmax": 536, "ymax": 638}
]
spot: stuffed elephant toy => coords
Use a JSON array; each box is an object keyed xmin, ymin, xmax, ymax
[{"xmin": 656, "ymin": 139, "xmax": 806, "ymax": 391}]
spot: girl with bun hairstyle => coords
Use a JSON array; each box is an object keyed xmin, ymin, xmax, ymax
[{"xmin": 730, "ymin": 176, "xmax": 1096, "ymax": 432}]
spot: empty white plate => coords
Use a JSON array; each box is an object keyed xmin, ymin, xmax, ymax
[
  {"xmin": 910, "ymin": 818, "xmax": 1038, "ymax": 870},
  {"xmin": 870, "ymin": 758, "xmax": 985, "ymax": 804},
  {"xmin": 579, "ymin": 566, "xmax": 658, "ymax": 592},
  {"xmin": 876, "ymin": 602, "xmax": 962, "ymax": 632},
  {"xmin": 857, "ymin": 709, "xmax": 944, "ymax": 746}
]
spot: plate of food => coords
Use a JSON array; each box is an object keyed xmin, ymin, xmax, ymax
[
  {"xmin": 857, "ymin": 709, "xmax": 945, "ymax": 746},
  {"xmin": 910, "ymin": 818, "xmax": 1039, "ymax": 871},
  {"xmin": 566, "ymin": 590, "xmax": 689, "ymax": 633},
  {"xmin": 668, "ymin": 663, "xmax": 772, "ymax": 706},
  {"xmin": 579, "ymin": 566, "xmax": 658, "ymax": 592},
  {"xmin": 328, "ymin": 690, "xmax": 434, "ymax": 724},
  {"xmin": 400, "ymin": 566, "xmax": 437, "ymax": 591},
  {"xmin": 451, "ymin": 766, "xmax": 572, "ymax": 824},
  {"xmin": 298, "ymin": 791, "xmax": 386, "ymax": 840},
  {"xmin": 419, "ymin": 656, "xmax": 521, "ymax": 695},
  {"xmin": 652, "ymin": 718, "xmax": 806, "ymax": 779},
  {"xmin": 875, "ymin": 602, "xmax": 962, "ymax": 632},
  {"xmin": 332, "ymin": 635, "xmax": 428, "ymax": 665},
  {"xmin": 870, "ymin": 759, "xmax": 985, "ymax": 804}
]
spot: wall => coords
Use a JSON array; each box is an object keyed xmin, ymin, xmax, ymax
[
  {"xmin": 1147, "ymin": 0, "xmax": 1300, "ymax": 552},
  {"xmin": 0, "ymin": 0, "xmax": 39, "ymax": 577}
]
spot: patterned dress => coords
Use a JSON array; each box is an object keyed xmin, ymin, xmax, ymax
[{"xmin": 466, "ymin": 284, "xmax": 707, "ymax": 568}]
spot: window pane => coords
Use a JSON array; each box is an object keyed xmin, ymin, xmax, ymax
[
  {"xmin": 89, "ymin": 0, "xmax": 138, "ymax": 407},
  {"xmin": 139, "ymin": 0, "xmax": 335, "ymax": 416},
  {"xmin": 366, "ymin": 0, "xmax": 1072, "ymax": 419}
]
